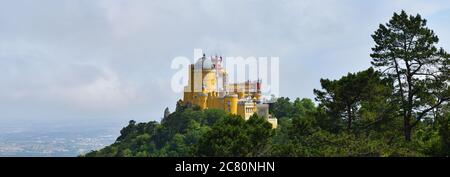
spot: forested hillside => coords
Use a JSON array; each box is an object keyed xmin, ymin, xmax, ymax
[
  {"xmin": 84, "ymin": 10, "xmax": 449, "ymax": 157},
  {"xmin": 85, "ymin": 96, "xmax": 449, "ymax": 157}
]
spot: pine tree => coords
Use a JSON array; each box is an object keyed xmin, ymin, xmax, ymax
[{"xmin": 370, "ymin": 10, "xmax": 450, "ymax": 141}]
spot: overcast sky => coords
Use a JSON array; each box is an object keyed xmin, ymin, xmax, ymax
[{"xmin": 1, "ymin": 0, "xmax": 449, "ymax": 124}]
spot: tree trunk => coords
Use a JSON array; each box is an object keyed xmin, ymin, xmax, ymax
[
  {"xmin": 347, "ymin": 106, "xmax": 352, "ymax": 131},
  {"xmin": 404, "ymin": 115, "xmax": 412, "ymax": 141}
]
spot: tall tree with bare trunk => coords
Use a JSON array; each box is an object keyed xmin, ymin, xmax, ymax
[{"xmin": 371, "ymin": 10, "xmax": 450, "ymax": 141}]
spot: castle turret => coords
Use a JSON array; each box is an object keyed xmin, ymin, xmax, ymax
[{"xmin": 224, "ymin": 94, "xmax": 238, "ymax": 114}]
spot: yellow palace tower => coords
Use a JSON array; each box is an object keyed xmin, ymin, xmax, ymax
[{"xmin": 183, "ymin": 54, "xmax": 277, "ymax": 128}]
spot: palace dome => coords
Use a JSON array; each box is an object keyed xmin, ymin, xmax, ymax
[{"xmin": 194, "ymin": 55, "xmax": 220, "ymax": 70}]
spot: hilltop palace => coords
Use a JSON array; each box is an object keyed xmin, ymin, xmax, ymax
[{"xmin": 182, "ymin": 54, "xmax": 277, "ymax": 128}]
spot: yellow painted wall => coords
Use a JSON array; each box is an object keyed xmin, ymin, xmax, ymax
[
  {"xmin": 224, "ymin": 95, "xmax": 238, "ymax": 114},
  {"xmin": 182, "ymin": 63, "xmax": 277, "ymax": 128}
]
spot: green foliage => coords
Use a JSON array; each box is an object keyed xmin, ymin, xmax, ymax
[
  {"xmin": 314, "ymin": 68, "xmax": 394, "ymax": 133},
  {"xmin": 201, "ymin": 115, "xmax": 249, "ymax": 156},
  {"xmin": 84, "ymin": 105, "xmax": 273, "ymax": 157},
  {"xmin": 415, "ymin": 105, "xmax": 450, "ymax": 156},
  {"xmin": 84, "ymin": 103, "xmax": 218, "ymax": 157},
  {"xmin": 270, "ymin": 97, "xmax": 294, "ymax": 119},
  {"xmin": 197, "ymin": 114, "xmax": 273, "ymax": 157},
  {"xmin": 84, "ymin": 96, "xmax": 447, "ymax": 157},
  {"xmin": 270, "ymin": 96, "xmax": 422, "ymax": 157},
  {"xmin": 272, "ymin": 130, "xmax": 421, "ymax": 157}
]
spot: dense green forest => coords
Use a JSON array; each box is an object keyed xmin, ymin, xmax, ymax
[{"xmin": 84, "ymin": 11, "xmax": 449, "ymax": 157}]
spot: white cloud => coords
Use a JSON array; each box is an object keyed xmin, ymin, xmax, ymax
[{"xmin": 54, "ymin": 65, "xmax": 138, "ymax": 111}]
